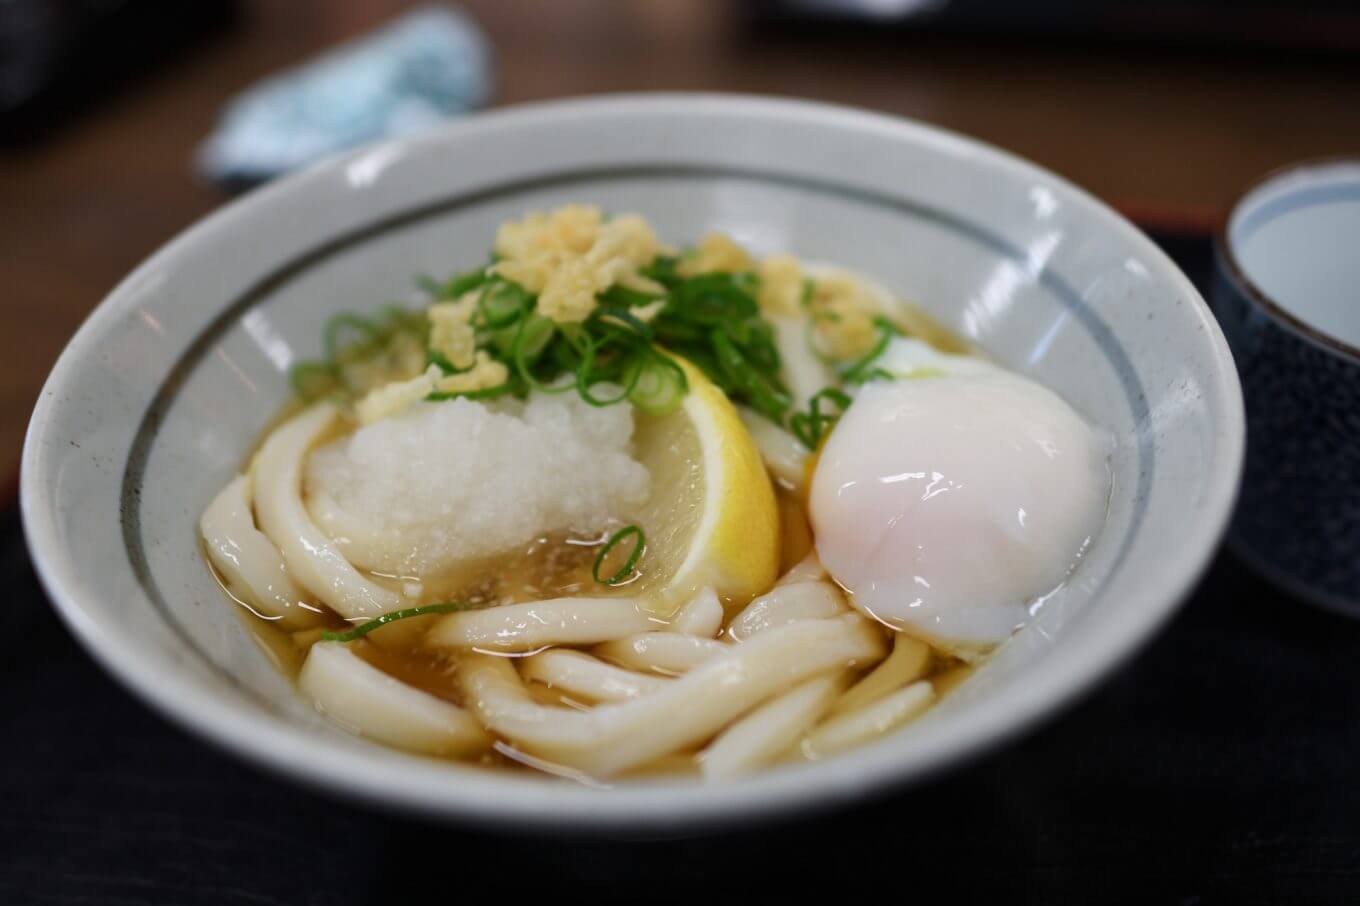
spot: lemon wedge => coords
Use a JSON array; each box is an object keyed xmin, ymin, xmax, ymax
[{"xmin": 628, "ymin": 357, "xmax": 780, "ymax": 615}]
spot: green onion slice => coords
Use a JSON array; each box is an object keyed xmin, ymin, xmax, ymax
[
  {"xmin": 320, "ymin": 601, "xmax": 481, "ymax": 642},
  {"xmin": 711, "ymin": 328, "xmax": 791, "ymax": 423},
  {"xmin": 290, "ymin": 361, "xmax": 338, "ymax": 401},
  {"xmin": 445, "ymin": 268, "xmax": 490, "ymax": 298},
  {"xmin": 323, "ymin": 313, "xmax": 382, "ymax": 361},
  {"xmin": 477, "ymin": 279, "xmax": 532, "ymax": 328},
  {"xmin": 416, "ymin": 274, "xmax": 444, "ymax": 297},
  {"xmin": 627, "ymin": 351, "xmax": 689, "ymax": 416},
  {"xmin": 425, "ymin": 381, "xmax": 516, "ymax": 402},
  {"xmin": 510, "ymin": 314, "xmax": 568, "ymax": 393},
  {"xmin": 426, "ymin": 349, "xmax": 468, "ymax": 375},
  {"xmin": 840, "ymin": 316, "xmax": 899, "ymax": 384},
  {"xmin": 789, "ymin": 386, "xmax": 853, "ymax": 449},
  {"xmin": 598, "ymin": 284, "xmax": 665, "ymax": 309},
  {"xmin": 593, "ymin": 525, "xmax": 647, "ymax": 586},
  {"xmin": 575, "ymin": 335, "xmax": 643, "ymax": 406}
]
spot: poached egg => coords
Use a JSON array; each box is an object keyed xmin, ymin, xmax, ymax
[{"xmin": 809, "ymin": 338, "xmax": 1109, "ymax": 654}]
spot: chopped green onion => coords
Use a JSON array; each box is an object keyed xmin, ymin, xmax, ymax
[
  {"xmin": 445, "ymin": 268, "xmax": 489, "ymax": 298},
  {"xmin": 840, "ymin": 316, "xmax": 899, "ymax": 384},
  {"xmin": 415, "ymin": 274, "xmax": 444, "ymax": 297},
  {"xmin": 711, "ymin": 328, "xmax": 791, "ymax": 423},
  {"xmin": 299, "ymin": 242, "xmax": 835, "ymax": 428},
  {"xmin": 727, "ymin": 318, "xmax": 780, "ymax": 373},
  {"xmin": 593, "ymin": 525, "xmax": 647, "ymax": 586},
  {"xmin": 575, "ymin": 335, "xmax": 643, "ymax": 406},
  {"xmin": 639, "ymin": 255, "xmax": 682, "ymax": 288},
  {"xmin": 511, "ymin": 315, "xmax": 569, "ymax": 394},
  {"xmin": 477, "ymin": 279, "xmax": 533, "ymax": 328},
  {"xmin": 850, "ymin": 366, "xmax": 895, "ymax": 383},
  {"xmin": 627, "ymin": 351, "xmax": 689, "ymax": 416},
  {"xmin": 650, "ymin": 316, "xmax": 706, "ymax": 344},
  {"xmin": 290, "ymin": 361, "xmax": 338, "ymax": 401},
  {"xmin": 426, "ymin": 349, "xmax": 466, "ymax": 375},
  {"xmin": 426, "ymin": 380, "xmax": 516, "ymax": 402},
  {"xmin": 593, "ymin": 307, "xmax": 654, "ymax": 341},
  {"xmin": 323, "ymin": 313, "xmax": 382, "ymax": 361},
  {"xmin": 377, "ymin": 304, "xmax": 429, "ymax": 334},
  {"xmin": 598, "ymin": 284, "xmax": 665, "ymax": 308},
  {"xmin": 320, "ymin": 601, "xmax": 481, "ymax": 642},
  {"xmin": 669, "ymin": 273, "xmax": 759, "ymax": 326},
  {"xmin": 789, "ymin": 387, "xmax": 853, "ymax": 449}
]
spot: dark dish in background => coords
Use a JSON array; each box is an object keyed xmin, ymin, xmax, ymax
[{"xmin": 1212, "ymin": 160, "xmax": 1360, "ymax": 616}]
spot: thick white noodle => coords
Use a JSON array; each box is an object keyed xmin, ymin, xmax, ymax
[
  {"xmin": 801, "ymin": 680, "xmax": 935, "ymax": 760},
  {"xmin": 727, "ymin": 581, "xmax": 846, "ymax": 641},
  {"xmin": 700, "ymin": 671, "xmax": 849, "ymax": 781},
  {"xmin": 736, "ymin": 404, "xmax": 809, "ymax": 492},
  {"xmin": 251, "ymin": 404, "xmax": 401, "ymax": 618},
  {"xmin": 671, "ymin": 586, "xmax": 724, "ymax": 638},
  {"xmin": 520, "ymin": 650, "xmax": 669, "ymax": 703},
  {"xmin": 200, "ymin": 474, "xmax": 321, "ymax": 630},
  {"xmin": 426, "ymin": 597, "xmax": 657, "ymax": 652},
  {"xmin": 459, "ymin": 614, "xmax": 887, "ymax": 776},
  {"xmin": 299, "ymin": 642, "xmax": 490, "ymax": 757},
  {"xmin": 769, "ymin": 313, "xmax": 835, "ymax": 412},
  {"xmin": 594, "ymin": 632, "xmax": 730, "ymax": 675},
  {"xmin": 775, "ymin": 550, "xmax": 827, "ymax": 587},
  {"xmin": 829, "ymin": 633, "xmax": 931, "ymax": 716}
]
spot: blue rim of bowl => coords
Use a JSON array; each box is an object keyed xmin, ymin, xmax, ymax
[{"xmin": 1215, "ymin": 156, "xmax": 1360, "ymax": 365}]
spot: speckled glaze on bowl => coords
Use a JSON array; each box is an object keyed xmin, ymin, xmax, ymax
[{"xmin": 22, "ymin": 95, "xmax": 1244, "ymax": 832}]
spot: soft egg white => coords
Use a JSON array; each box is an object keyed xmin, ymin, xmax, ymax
[{"xmin": 809, "ymin": 339, "xmax": 1109, "ymax": 654}]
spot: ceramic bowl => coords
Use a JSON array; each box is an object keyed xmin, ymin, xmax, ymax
[
  {"xmin": 1213, "ymin": 159, "xmax": 1360, "ymax": 616},
  {"xmin": 22, "ymin": 94, "xmax": 1244, "ymax": 831}
]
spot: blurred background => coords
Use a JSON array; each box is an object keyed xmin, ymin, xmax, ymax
[{"xmin": 2, "ymin": 0, "xmax": 1359, "ymax": 485}]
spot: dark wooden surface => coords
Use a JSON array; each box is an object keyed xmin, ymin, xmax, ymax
[{"xmin": 3, "ymin": 0, "xmax": 1360, "ymax": 483}]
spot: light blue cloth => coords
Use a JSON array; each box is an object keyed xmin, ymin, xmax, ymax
[{"xmin": 198, "ymin": 6, "xmax": 491, "ymax": 185}]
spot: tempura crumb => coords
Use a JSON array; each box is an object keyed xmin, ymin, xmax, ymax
[
  {"xmin": 678, "ymin": 232, "xmax": 754, "ymax": 276},
  {"xmin": 489, "ymin": 205, "xmax": 665, "ymax": 324},
  {"xmin": 757, "ymin": 254, "xmax": 804, "ymax": 316},
  {"xmin": 355, "ymin": 365, "xmax": 441, "ymax": 425},
  {"xmin": 808, "ymin": 273, "xmax": 882, "ymax": 359},
  {"xmin": 428, "ymin": 294, "xmax": 479, "ymax": 369},
  {"xmin": 433, "ymin": 351, "xmax": 508, "ymax": 395},
  {"xmin": 536, "ymin": 256, "xmax": 600, "ymax": 323}
]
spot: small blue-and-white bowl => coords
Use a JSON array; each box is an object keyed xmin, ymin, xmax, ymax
[{"xmin": 1213, "ymin": 158, "xmax": 1360, "ymax": 617}]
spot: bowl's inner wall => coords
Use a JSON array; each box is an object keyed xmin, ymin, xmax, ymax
[{"xmin": 1228, "ymin": 162, "xmax": 1360, "ymax": 349}]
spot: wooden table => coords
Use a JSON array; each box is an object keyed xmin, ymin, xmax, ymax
[{"xmin": 3, "ymin": 0, "xmax": 1358, "ymax": 484}]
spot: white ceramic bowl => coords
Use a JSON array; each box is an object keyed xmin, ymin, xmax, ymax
[{"xmin": 22, "ymin": 94, "xmax": 1244, "ymax": 831}]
